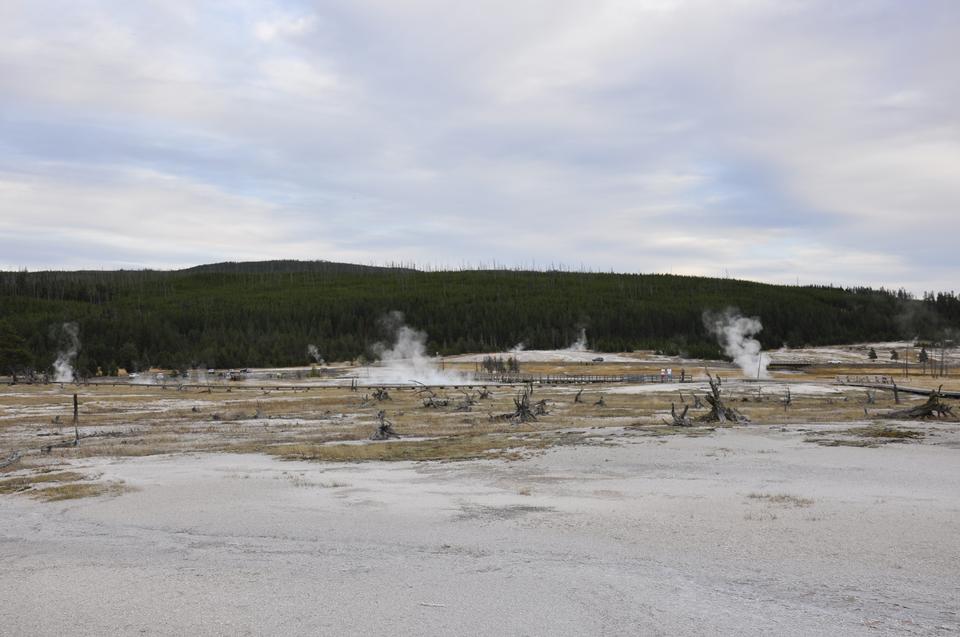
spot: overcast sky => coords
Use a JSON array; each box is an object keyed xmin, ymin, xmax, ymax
[{"xmin": 1, "ymin": 1, "xmax": 957, "ymax": 292}]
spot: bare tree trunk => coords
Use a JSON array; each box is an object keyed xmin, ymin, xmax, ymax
[
  {"xmin": 73, "ymin": 394, "xmax": 80, "ymax": 445},
  {"xmin": 667, "ymin": 403, "xmax": 693, "ymax": 426}
]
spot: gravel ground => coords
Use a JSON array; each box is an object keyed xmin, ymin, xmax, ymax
[{"xmin": 2, "ymin": 426, "xmax": 959, "ymax": 636}]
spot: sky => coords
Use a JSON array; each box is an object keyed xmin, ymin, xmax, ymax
[{"xmin": 0, "ymin": 0, "xmax": 957, "ymax": 292}]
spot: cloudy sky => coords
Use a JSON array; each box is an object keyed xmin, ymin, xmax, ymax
[{"xmin": 1, "ymin": 1, "xmax": 957, "ymax": 291}]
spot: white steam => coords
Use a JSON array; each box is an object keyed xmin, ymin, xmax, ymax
[
  {"xmin": 704, "ymin": 309, "xmax": 770, "ymax": 379},
  {"xmin": 365, "ymin": 311, "xmax": 467, "ymax": 385},
  {"xmin": 565, "ymin": 328, "xmax": 589, "ymax": 352},
  {"xmin": 508, "ymin": 342, "xmax": 526, "ymax": 353},
  {"xmin": 53, "ymin": 322, "xmax": 80, "ymax": 382},
  {"xmin": 307, "ymin": 344, "xmax": 323, "ymax": 364}
]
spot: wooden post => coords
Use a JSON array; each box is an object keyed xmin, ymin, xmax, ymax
[{"xmin": 73, "ymin": 393, "xmax": 80, "ymax": 445}]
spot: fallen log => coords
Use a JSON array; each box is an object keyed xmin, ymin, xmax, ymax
[
  {"xmin": 41, "ymin": 437, "xmax": 78, "ymax": 454},
  {"xmin": 533, "ymin": 398, "xmax": 549, "ymax": 416},
  {"xmin": 882, "ymin": 386, "xmax": 955, "ymax": 420},
  {"xmin": 0, "ymin": 451, "xmax": 21, "ymax": 470}
]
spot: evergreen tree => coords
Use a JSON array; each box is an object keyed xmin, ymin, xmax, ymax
[{"xmin": 0, "ymin": 320, "xmax": 32, "ymax": 383}]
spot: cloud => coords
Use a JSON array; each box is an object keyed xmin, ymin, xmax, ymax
[
  {"xmin": 254, "ymin": 14, "xmax": 317, "ymax": 42},
  {"xmin": 0, "ymin": 0, "xmax": 957, "ymax": 292}
]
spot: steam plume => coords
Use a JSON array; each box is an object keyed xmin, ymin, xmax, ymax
[
  {"xmin": 565, "ymin": 328, "xmax": 588, "ymax": 352},
  {"xmin": 703, "ymin": 308, "xmax": 770, "ymax": 379},
  {"xmin": 53, "ymin": 322, "xmax": 80, "ymax": 382},
  {"xmin": 307, "ymin": 344, "xmax": 323, "ymax": 364},
  {"xmin": 366, "ymin": 311, "xmax": 465, "ymax": 385}
]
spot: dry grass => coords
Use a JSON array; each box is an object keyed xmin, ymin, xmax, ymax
[
  {"xmin": 846, "ymin": 426, "xmax": 924, "ymax": 440},
  {"xmin": 629, "ymin": 423, "xmax": 716, "ymax": 437},
  {"xmin": 32, "ymin": 480, "xmax": 130, "ymax": 501},
  {"xmin": 270, "ymin": 433, "xmax": 551, "ymax": 463},
  {"xmin": 0, "ymin": 364, "xmax": 949, "ymax": 466},
  {"xmin": 0, "ymin": 465, "xmax": 130, "ymax": 501},
  {"xmin": 805, "ymin": 437, "xmax": 879, "ymax": 448},
  {"xmin": 0, "ymin": 470, "xmax": 86, "ymax": 495},
  {"xmin": 805, "ymin": 424, "xmax": 925, "ymax": 448},
  {"xmin": 747, "ymin": 493, "xmax": 815, "ymax": 507}
]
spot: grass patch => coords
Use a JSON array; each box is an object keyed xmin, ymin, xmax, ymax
[
  {"xmin": 846, "ymin": 426, "xmax": 923, "ymax": 440},
  {"xmin": 628, "ymin": 423, "xmax": 716, "ymax": 437},
  {"xmin": 284, "ymin": 473, "xmax": 350, "ymax": 488},
  {"xmin": 32, "ymin": 481, "xmax": 129, "ymax": 501},
  {"xmin": 270, "ymin": 434, "xmax": 551, "ymax": 463},
  {"xmin": 0, "ymin": 471, "xmax": 85, "ymax": 495},
  {"xmin": 747, "ymin": 493, "xmax": 814, "ymax": 507},
  {"xmin": 805, "ymin": 425, "xmax": 924, "ymax": 448},
  {"xmin": 805, "ymin": 437, "xmax": 878, "ymax": 448}
]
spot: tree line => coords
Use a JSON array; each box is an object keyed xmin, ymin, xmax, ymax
[{"xmin": 0, "ymin": 261, "xmax": 956, "ymax": 377}]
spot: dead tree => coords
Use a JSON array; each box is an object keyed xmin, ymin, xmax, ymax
[
  {"xmin": 864, "ymin": 390, "xmax": 876, "ymax": 405},
  {"xmin": 413, "ymin": 383, "xmax": 447, "ymax": 408},
  {"xmin": 533, "ymin": 398, "xmax": 549, "ymax": 416},
  {"xmin": 594, "ymin": 395, "xmax": 606, "ymax": 408},
  {"xmin": 883, "ymin": 386, "xmax": 955, "ymax": 420},
  {"xmin": 350, "ymin": 378, "xmax": 359, "ymax": 392},
  {"xmin": 453, "ymin": 391, "xmax": 476, "ymax": 412},
  {"xmin": 693, "ymin": 394, "xmax": 704, "ymax": 409},
  {"xmin": 72, "ymin": 394, "xmax": 79, "ymax": 441},
  {"xmin": 373, "ymin": 387, "xmax": 392, "ymax": 401},
  {"xmin": 0, "ymin": 451, "xmax": 21, "ymax": 470},
  {"xmin": 667, "ymin": 403, "xmax": 693, "ymax": 427},
  {"xmin": 782, "ymin": 387, "xmax": 792, "ymax": 412},
  {"xmin": 700, "ymin": 375, "xmax": 749, "ymax": 423},
  {"xmin": 574, "ymin": 388, "xmax": 584, "ymax": 404},
  {"xmin": 420, "ymin": 389, "xmax": 449, "ymax": 409},
  {"xmin": 43, "ymin": 394, "xmax": 82, "ymax": 454},
  {"xmin": 496, "ymin": 387, "xmax": 537, "ymax": 424},
  {"xmin": 370, "ymin": 411, "xmax": 400, "ymax": 440},
  {"xmin": 476, "ymin": 387, "xmax": 492, "ymax": 400}
]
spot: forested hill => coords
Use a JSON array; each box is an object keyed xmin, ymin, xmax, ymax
[
  {"xmin": 0, "ymin": 262, "xmax": 957, "ymax": 375},
  {"xmin": 181, "ymin": 260, "xmax": 415, "ymax": 275}
]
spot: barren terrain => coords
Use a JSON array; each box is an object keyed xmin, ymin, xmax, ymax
[{"xmin": 1, "ymin": 349, "xmax": 958, "ymax": 635}]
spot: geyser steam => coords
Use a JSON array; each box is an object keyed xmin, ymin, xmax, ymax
[
  {"xmin": 53, "ymin": 322, "xmax": 80, "ymax": 382},
  {"xmin": 367, "ymin": 311, "xmax": 465, "ymax": 385},
  {"xmin": 703, "ymin": 308, "xmax": 770, "ymax": 379},
  {"xmin": 566, "ymin": 328, "xmax": 588, "ymax": 352},
  {"xmin": 307, "ymin": 344, "xmax": 323, "ymax": 364}
]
